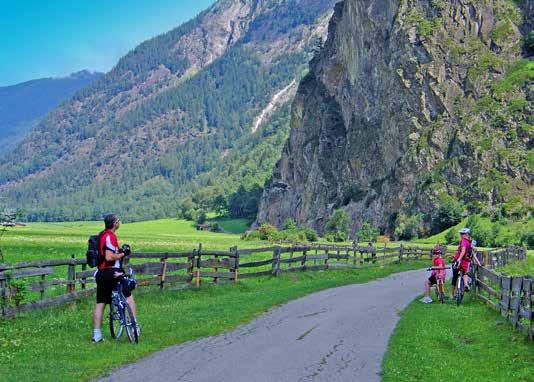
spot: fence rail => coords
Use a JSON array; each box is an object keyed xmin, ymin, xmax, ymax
[
  {"xmin": 0, "ymin": 242, "xmax": 530, "ymax": 342},
  {"xmin": 472, "ymin": 245, "xmax": 532, "ymax": 340}
]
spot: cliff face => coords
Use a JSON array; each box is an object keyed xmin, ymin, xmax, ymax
[{"xmin": 257, "ymin": 0, "xmax": 533, "ymax": 234}]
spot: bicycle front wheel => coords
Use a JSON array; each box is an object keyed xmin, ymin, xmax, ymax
[
  {"xmin": 109, "ymin": 303, "xmax": 123, "ymax": 339},
  {"xmin": 123, "ymin": 303, "xmax": 139, "ymax": 344}
]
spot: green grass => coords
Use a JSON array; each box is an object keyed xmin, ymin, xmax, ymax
[
  {"xmin": 0, "ymin": 219, "xmax": 266, "ymax": 264},
  {"xmin": 0, "ymin": 261, "xmax": 427, "ymax": 382},
  {"xmin": 382, "ymin": 293, "xmax": 534, "ymax": 382},
  {"xmin": 211, "ymin": 217, "xmax": 251, "ymax": 234}
]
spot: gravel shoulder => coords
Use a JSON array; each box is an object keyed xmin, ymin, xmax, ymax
[{"xmin": 97, "ymin": 269, "xmax": 426, "ymax": 382}]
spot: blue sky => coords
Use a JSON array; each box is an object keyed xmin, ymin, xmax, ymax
[{"xmin": 0, "ymin": 0, "xmax": 216, "ymax": 86}]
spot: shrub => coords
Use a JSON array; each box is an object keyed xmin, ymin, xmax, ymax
[
  {"xmin": 326, "ymin": 231, "xmax": 347, "ymax": 242},
  {"xmin": 303, "ymin": 228, "xmax": 318, "ymax": 242},
  {"xmin": 196, "ymin": 210, "xmax": 207, "ymax": 225},
  {"xmin": 326, "ymin": 209, "xmax": 350, "ymax": 235},
  {"xmin": 357, "ymin": 222, "xmax": 379, "ymax": 242},
  {"xmin": 521, "ymin": 231, "xmax": 534, "ymax": 249},
  {"xmin": 283, "ymin": 218, "xmax": 297, "ymax": 230},
  {"xmin": 258, "ymin": 223, "xmax": 277, "ymax": 240},
  {"xmin": 394, "ymin": 214, "xmax": 424, "ymax": 240},
  {"xmin": 377, "ymin": 235, "xmax": 390, "ymax": 243},
  {"xmin": 445, "ymin": 228, "xmax": 456, "ymax": 245},
  {"xmin": 433, "ymin": 198, "xmax": 465, "ymax": 233},
  {"xmin": 466, "ymin": 215, "xmax": 495, "ymax": 247}
]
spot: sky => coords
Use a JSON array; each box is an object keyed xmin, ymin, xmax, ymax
[{"xmin": 0, "ymin": 0, "xmax": 216, "ymax": 86}]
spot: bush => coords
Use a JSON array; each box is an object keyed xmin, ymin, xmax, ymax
[
  {"xmin": 357, "ymin": 222, "xmax": 379, "ymax": 242},
  {"xmin": 466, "ymin": 215, "xmax": 495, "ymax": 247},
  {"xmin": 326, "ymin": 209, "xmax": 350, "ymax": 235},
  {"xmin": 258, "ymin": 223, "xmax": 277, "ymax": 240},
  {"xmin": 433, "ymin": 198, "xmax": 465, "ymax": 233},
  {"xmin": 326, "ymin": 231, "xmax": 347, "ymax": 242},
  {"xmin": 283, "ymin": 218, "xmax": 297, "ymax": 230},
  {"xmin": 394, "ymin": 214, "xmax": 424, "ymax": 240},
  {"xmin": 303, "ymin": 228, "xmax": 318, "ymax": 242},
  {"xmin": 445, "ymin": 228, "xmax": 456, "ymax": 245},
  {"xmin": 521, "ymin": 231, "xmax": 534, "ymax": 249},
  {"xmin": 196, "ymin": 210, "xmax": 207, "ymax": 225}
]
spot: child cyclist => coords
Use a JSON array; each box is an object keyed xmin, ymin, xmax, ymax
[{"xmin": 420, "ymin": 244, "xmax": 447, "ymax": 304}]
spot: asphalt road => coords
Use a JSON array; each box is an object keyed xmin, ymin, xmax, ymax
[{"xmin": 97, "ymin": 269, "xmax": 425, "ymax": 382}]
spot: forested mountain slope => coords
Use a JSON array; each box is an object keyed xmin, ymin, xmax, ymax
[
  {"xmin": 0, "ymin": 71, "xmax": 102, "ymax": 156},
  {"xmin": 0, "ymin": 0, "xmax": 336, "ymax": 221},
  {"xmin": 257, "ymin": 0, "xmax": 533, "ymax": 235}
]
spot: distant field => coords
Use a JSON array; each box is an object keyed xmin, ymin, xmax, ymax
[{"xmin": 0, "ymin": 219, "xmax": 263, "ymax": 264}]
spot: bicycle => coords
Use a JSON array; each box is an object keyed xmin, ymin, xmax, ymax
[
  {"xmin": 454, "ymin": 265, "xmax": 467, "ymax": 306},
  {"xmin": 427, "ymin": 267, "xmax": 450, "ymax": 304},
  {"xmin": 109, "ymin": 268, "xmax": 139, "ymax": 343}
]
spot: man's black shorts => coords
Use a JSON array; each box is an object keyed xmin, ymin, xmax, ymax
[
  {"xmin": 428, "ymin": 274, "xmax": 437, "ymax": 286},
  {"xmin": 95, "ymin": 268, "xmax": 132, "ymax": 304}
]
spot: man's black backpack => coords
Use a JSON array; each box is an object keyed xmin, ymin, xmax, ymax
[{"xmin": 86, "ymin": 232, "xmax": 104, "ymax": 268}]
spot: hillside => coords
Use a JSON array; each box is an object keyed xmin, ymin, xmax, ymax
[
  {"xmin": 0, "ymin": 70, "xmax": 102, "ymax": 156},
  {"xmin": 257, "ymin": 0, "xmax": 533, "ymax": 236},
  {"xmin": 0, "ymin": 0, "xmax": 336, "ymax": 222}
]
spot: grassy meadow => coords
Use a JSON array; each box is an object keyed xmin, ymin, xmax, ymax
[
  {"xmin": 0, "ymin": 218, "xmax": 261, "ymax": 264},
  {"xmin": 383, "ymin": 292, "xmax": 534, "ymax": 382}
]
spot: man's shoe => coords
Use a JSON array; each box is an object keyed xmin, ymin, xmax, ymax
[{"xmin": 92, "ymin": 336, "xmax": 104, "ymax": 343}]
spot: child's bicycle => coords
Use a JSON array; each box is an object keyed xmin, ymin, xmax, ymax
[
  {"xmin": 109, "ymin": 268, "xmax": 139, "ymax": 343},
  {"xmin": 427, "ymin": 267, "xmax": 450, "ymax": 304}
]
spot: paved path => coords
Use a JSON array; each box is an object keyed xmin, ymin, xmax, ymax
[{"xmin": 98, "ymin": 269, "xmax": 426, "ymax": 382}]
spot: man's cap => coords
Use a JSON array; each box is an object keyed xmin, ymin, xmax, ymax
[{"xmin": 459, "ymin": 227, "xmax": 470, "ymax": 234}]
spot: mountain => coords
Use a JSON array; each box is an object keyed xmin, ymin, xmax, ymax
[
  {"xmin": 0, "ymin": 70, "xmax": 102, "ymax": 156},
  {"xmin": 257, "ymin": 0, "xmax": 533, "ymax": 236},
  {"xmin": 0, "ymin": 0, "xmax": 337, "ymax": 221}
]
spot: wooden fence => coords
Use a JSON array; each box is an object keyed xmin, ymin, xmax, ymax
[
  {"xmin": 472, "ymin": 246, "xmax": 533, "ymax": 340},
  {"xmin": 0, "ymin": 242, "xmax": 530, "ymax": 341},
  {"xmin": 0, "ymin": 243, "xmax": 431, "ymax": 317}
]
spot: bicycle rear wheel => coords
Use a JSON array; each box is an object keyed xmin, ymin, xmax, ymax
[
  {"xmin": 123, "ymin": 303, "xmax": 139, "ymax": 344},
  {"xmin": 456, "ymin": 275, "xmax": 464, "ymax": 306},
  {"xmin": 109, "ymin": 303, "xmax": 123, "ymax": 339}
]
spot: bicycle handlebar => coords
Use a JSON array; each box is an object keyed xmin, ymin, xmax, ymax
[{"xmin": 426, "ymin": 267, "xmax": 451, "ymax": 271}]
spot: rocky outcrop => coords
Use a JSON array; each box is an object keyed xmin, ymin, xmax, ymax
[{"xmin": 257, "ymin": 0, "xmax": 532, "ymax": 235}]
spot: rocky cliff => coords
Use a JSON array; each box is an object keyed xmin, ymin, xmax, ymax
[{"xmin": 257, "ymin": 0, "xmax": 533, "ymax": 235}]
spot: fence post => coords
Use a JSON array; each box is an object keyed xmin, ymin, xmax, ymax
[
  {"xmin": 230, "ymin": 246, "xmax": 239, "ymax": 283},
  {"xmin": 159, "ymin": 253, "xmax": 168, "ymax": 290},
  {"xmin": 510, "ymin": 276, "xmax": 523, "ymax": 328},
  {"xmin": 370, "ymin": 243, "xmax": 376, "ymax": 264},
  {"xmin": 500, "ymin": 274, "xmax": 511, "ymax": 319},
  {"xmin": 0, "ymin": 278, "xmax": 5, "ymax": 317},
  {"xmin": 80, "ymin": 262, "xmax": 87, "ymax": 291},
  {"xmin": 398, "ymin": 244, "xmax": 404, "ymax": 263},
  {"xmin": 301, "ymin": 247, "xmax": 307, "ymax": 269},
  {"xmin": 67, "ymin": 255, "xmax": 76, "ymax": 293},
  {"xmin": 272, "ymin": 247, "xmax": 281, "ymax": 276}
]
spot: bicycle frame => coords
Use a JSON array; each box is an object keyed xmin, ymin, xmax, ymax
[{"xmin": 109, "ymin": 272, "xmax": 138, "ymax": 343}]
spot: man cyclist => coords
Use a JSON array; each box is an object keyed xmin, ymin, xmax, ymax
[
  {"xmin": 451, "ymin": 227, "xmax": 473, "ymax": 299},
  {"xmin": 92, "ymin": 214, "xmax": 137, "ymax": 342}
]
